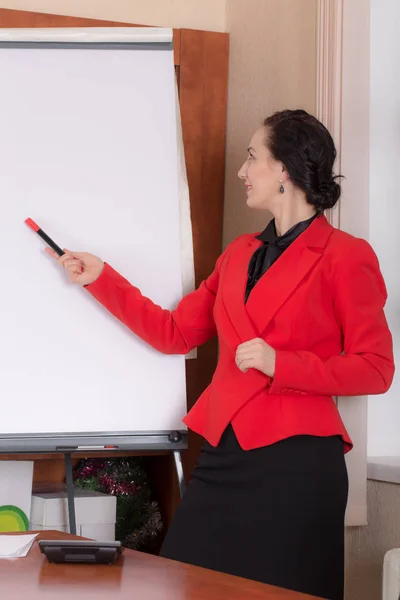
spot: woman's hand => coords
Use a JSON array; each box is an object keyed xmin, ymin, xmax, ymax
[
  {"xmin": 46, "ymin": 247, "xmax": 104, "ymax": 286},
  {"xmin": 235, "ymin": 338, "xmax": 276, "ymax": 377}
]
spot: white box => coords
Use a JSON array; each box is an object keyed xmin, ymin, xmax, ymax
[
  {"xmin": 30, "ymin": 487, "xmax": 117, "ymax": 541},
  {"xmin": 0, "ymin": 461, "xmax": 34, "ymax": 532}
]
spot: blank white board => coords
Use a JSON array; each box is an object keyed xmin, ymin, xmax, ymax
[{"xmin": 0, "ymin": 29, "xmax": 190, "ymax": 438}]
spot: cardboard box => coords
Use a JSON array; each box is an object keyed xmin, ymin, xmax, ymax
[{"xmin": 30, "ymin": 487, "xmax": 117, "ymax": 541}]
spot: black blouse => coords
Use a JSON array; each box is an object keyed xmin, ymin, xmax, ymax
[{"xmin": 245, "ymin": 214, "xmax": 318, "ymax": 303}]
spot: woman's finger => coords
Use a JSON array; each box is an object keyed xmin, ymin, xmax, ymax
[
  {"xmin": 57, "ymin": 253, "xmax": 75, "ymax": 266},
  {"xmin": 63, "ymin": 259, "xmax": 83, "ymax": 273},
  {"xmin": 65, "ymin": 248, "xmax": 86, "ymax": 260},
  {"xmin": 236, "ymin": 346, "xmax": 263, "ymax": 359},
  {"xmin": 237, "ymin": 358, "xmax": 255, "ymax": 373},
  {"xmin": 238, "ymin": 338, "xmax": 265, "ymax": 349},
  {"xmin": 45, "ymin": 247, "xmax": 62, "ymax": 259},
  {"xmin": 236, "ymin": 353, "xmax": 254, "ymax": 367},
  {"xmin": 236, "ymin": 351, "xmax": 255, "ymax": 365}
]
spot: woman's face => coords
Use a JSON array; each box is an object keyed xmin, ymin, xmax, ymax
[{"xmin": 238, "ymin": 127, "xmax": 284, "ymax": 210}]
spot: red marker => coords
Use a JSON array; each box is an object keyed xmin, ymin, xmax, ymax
[{"xmin": 25, "ymin": 218, "xmax": 65, "ymax": 257}]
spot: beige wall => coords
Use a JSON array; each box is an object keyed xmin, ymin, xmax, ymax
[
  {"xmin": 223, "ymin": 0, "xmax": 318, "ymax": 246},
  {"xmin": 346, "ymin": 480, "xmax": 400, "ymax": 600},
  {"xmin": 0, "ymin": 0, "xmax": 226, "ymax": 31}
]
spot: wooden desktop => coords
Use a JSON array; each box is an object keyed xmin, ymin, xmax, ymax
[{"xmin": 0, "ymin": 531, "xmax": 321, "ymax": 599}]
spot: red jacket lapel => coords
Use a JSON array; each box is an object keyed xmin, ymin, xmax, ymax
[
  {"xmin": 220, "ymin": 235, "xmax": 262, "ymax": 343},
  {"xmin": 222, "ymin": 215, "xmax": 334, "ymax": 340}
]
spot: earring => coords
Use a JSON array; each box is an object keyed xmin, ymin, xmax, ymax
[{"xmin": 279, "ymin": 180, "xmax": 285, "ymax": 194}]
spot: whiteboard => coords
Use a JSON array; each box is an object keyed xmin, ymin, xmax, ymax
[{"xmin": 0, "ymin": 30, "xmax": 191, "ymax": 441}]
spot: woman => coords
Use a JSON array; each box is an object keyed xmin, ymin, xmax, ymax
[{"xmin": 48, "ymin": 110, "xmax": 394, "ymax": 599}]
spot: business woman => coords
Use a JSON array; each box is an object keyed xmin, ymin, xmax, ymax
[{"xmin": 48, "ymin": 110, "xmax": 394, "ymax": 599}]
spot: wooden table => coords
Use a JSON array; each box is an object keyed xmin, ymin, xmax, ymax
[{"xmin": 0, "ymin": 531, "xmax": 321, "ymax": 599}]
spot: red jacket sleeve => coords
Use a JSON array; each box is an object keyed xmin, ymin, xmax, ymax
[
  {"xmin": 269, "ymin": 239, "xmax": 395, "ymax": 397},
  {"xmin": 85, "ymin": 251, "xmax": 227, "ymax": 355}
]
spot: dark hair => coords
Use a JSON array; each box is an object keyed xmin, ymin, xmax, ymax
[{"xmin": 263, "ymin": 109, "xmax": 342, "ymax": 212}]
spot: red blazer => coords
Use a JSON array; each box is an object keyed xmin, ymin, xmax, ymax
[{"xmin": 87, "ymin": 215, "xmax": 394, "ymax": 453}]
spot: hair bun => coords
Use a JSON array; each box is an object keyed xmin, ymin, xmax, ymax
[
  {"xmin": 310, "ymin": 180, "xmax": 341, "ymax": 212},
  {"xmin": 263, "ymin": 110, "xmax": 343, "ymax": 212}
]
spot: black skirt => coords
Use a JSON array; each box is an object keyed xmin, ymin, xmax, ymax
[{"xmin": 160, "ymin": 425, "xmax": 348, "ymax": 600}]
